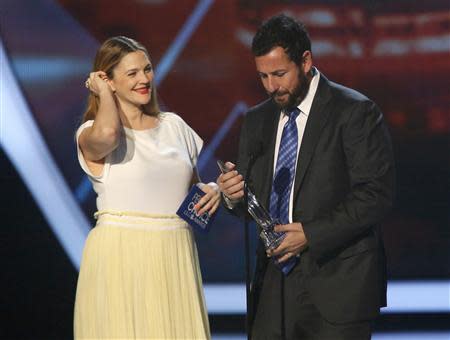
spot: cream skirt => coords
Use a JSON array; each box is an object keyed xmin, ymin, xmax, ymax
[{"xmin": 74, "ymin": 211, "xmax": 210, "ymax": 339}]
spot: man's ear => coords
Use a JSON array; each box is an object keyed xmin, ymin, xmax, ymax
[{"xmin": 302, "ymin": 50, "xmax": 313, "ymax": 73}]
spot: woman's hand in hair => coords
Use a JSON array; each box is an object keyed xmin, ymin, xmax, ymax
[{"xmin": 86, "ymin": 71, "xmax": 113, "ymax": 97}]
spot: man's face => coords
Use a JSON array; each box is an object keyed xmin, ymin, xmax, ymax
[{"xmin": 255, "ymin": 46, "xmax": 311, "ymax": 111}]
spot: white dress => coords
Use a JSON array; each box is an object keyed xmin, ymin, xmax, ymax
[{"xmin": 74, "ymin": 112, "xmax": 210, "ymax": 339}]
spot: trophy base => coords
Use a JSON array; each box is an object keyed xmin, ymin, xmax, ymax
[{"xmin": 260, "ymin": 230, "xmax": 286, "ymax": 250}]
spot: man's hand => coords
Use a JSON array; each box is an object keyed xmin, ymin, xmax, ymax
[
  {"xmin": 267, "ymin": 222, "xmax": 308, "ymax": 263},
  {"xmin": 216, "ymin": 162, "xmax": 245, "ymax": 201}
]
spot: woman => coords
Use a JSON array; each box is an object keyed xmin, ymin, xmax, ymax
[{"xmin": 74, "ymin": 36, "xmax": 218, "ymax": 339}]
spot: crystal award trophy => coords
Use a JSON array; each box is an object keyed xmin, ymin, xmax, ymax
[{"xmin": 218, "ymin": 160, "xmax": 297, "ymax": 275}]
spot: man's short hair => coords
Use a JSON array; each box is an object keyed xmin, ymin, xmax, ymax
[{"xmin": 251, "ymin": 14, "xmax": 311, "ymax": 65}]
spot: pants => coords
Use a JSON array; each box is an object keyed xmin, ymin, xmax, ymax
[{"xmin": 251, "ymin": 260, "xmax": 372, "ymax": 340}]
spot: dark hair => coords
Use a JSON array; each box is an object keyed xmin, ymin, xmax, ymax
[
  {"xmin": 82, "ymin": 36, "xmax": 160, "ymax": 123},
  {"xmin": 251, "ymin": 14, "xmax": 311, "ymax": 65}
]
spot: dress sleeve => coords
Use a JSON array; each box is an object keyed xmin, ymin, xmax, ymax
[
  {"xmin": 75, "ymin": 120, "xmax": 110, "ymax": 182},
  {"xmin": 180, "ymin": 118, "xmax": 203, "ymax": 167}
]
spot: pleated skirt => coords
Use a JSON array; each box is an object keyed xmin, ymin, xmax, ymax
[{"xmin": 74, "ymin": 211, "xmax": 210, "ymax": 339}]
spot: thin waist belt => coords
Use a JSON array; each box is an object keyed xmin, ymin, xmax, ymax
[{"xmin": 94, "ymin": 210, "xmax": 188, "ymax": 231}]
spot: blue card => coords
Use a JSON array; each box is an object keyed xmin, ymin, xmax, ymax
[{"xmin": 176, "ymin": 185, "xmax": 215, "ymax": 233}]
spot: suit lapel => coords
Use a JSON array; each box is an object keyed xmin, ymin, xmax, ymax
[
  {"xmin": 292, "ymin": 75, "xmax": 333, "ymax": 204},
  {"xmin": 258, "ymin": 100, "xmax": 280, "ymax": 207}
]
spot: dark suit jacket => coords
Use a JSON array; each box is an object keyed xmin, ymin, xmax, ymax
[{"xmin": 233, "ymin": 74, "xmax": 395, "ymax": 324}]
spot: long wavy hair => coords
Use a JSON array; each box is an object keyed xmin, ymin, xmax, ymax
[{"xmin": 82, "ymin": 36, "xmax": 160, "ymax": 123}]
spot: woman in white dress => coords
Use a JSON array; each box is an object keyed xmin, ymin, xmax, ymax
[{"xmin": 74, "ymin": 36, "xmax": 219, "ymax": 339}]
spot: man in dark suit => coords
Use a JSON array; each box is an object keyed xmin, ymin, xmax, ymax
[{"xmin": 217, "ymin": 14, "xmax": 395, "ymax": 339}]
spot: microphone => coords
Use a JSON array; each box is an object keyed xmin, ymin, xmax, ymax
[{"xmin": 242, "ymin": 140, "xmax": 264, "ymax": 340}]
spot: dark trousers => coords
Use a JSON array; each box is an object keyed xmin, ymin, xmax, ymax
[{"xmin": 251, "ymin": 260, "xmax": 372, "ymax": 340}]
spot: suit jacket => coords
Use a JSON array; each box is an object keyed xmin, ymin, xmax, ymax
[{"xmin": 234, "ymin": 74, "xmax": 395, "ymax": 324}]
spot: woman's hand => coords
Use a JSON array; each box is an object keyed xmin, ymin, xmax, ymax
[
  {"xmin": 194, "ymin": 182, "xmax": 221, "ymax": 216},
  {"xmin": 85, "ymin": 71, "xmax": 113, "ymax": 97}
]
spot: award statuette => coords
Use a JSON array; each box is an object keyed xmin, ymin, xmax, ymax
[
  {"xmin": 245, "ymin": 188, "xmax": 297, "ymax": 275},
  {"xmin": 218, "ymin": 161, "xmax": 297, "ymax": 275}
]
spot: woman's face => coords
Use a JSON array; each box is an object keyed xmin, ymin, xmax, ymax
[{"xmin": 109, "ymin": 50, "xmax": 153, "ymax": 109}]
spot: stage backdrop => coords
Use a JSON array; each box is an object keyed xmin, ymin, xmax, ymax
[{"xmin": 1, "ymin": 0, "xmax": 448, "ymax": 338}]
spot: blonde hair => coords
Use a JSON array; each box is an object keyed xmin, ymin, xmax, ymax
[{"xmin": 82, "ymin": 36, "xmax": 160, "ymax": 123}]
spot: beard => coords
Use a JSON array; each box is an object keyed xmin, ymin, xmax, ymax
[{"xmin": 271, "ymin": 70, "xmax": 311, "ymax": 112}]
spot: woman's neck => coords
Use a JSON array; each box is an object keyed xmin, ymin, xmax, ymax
[{"xmin": 118, "ymin": 102, "xmax": 157, "ymax": 130}]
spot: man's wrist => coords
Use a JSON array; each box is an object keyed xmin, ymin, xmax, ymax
[{"xmin": 222, "ymin": 193, "xmax": 242, "ymax": 208}]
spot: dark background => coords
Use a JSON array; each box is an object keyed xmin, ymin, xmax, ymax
[{"xmin": 1, "ymin": 0, "xmax": 448, "ymax": 338}]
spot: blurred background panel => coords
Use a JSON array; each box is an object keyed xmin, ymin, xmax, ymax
[{"xmin": 1, "ymin": 0, "xmax": 449, "ymax": 338}]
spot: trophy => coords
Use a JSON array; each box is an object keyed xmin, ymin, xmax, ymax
[{"xmin": 218, "ymin": 161, "xmax": 297, "ymax": 275}]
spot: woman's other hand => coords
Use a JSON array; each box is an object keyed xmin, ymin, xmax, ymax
[{"xmin": 194, "ymin": 182, "xmax": 221, "ymax": 216}]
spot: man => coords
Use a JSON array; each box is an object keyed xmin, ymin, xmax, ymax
[{"xmin": 218, "ymin": 14, "xmax": 395, "ymax": 339}]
